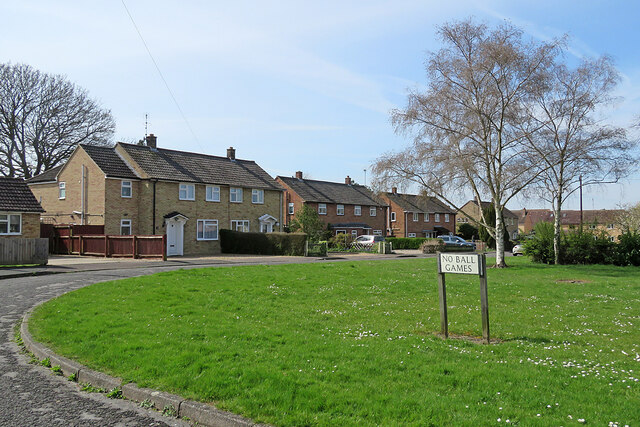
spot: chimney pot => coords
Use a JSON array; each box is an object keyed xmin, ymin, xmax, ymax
[
  {"xmin": 392, "ymin": 186, "xmax": 397, "ymax": 194},
  {"xmin": 145, "ymin": 133, "xmax": 157, "ymax": 149},
  {"xmin": 295, "ymin": 171, "xmax": 303, "ymax": 180},
  {"xmin": 345, "ymin": 176, "xmax": 352, "ymax": 185},
  {"xmin": 227, "ymin": 147, "xmax": 236, "ymax": 160}
]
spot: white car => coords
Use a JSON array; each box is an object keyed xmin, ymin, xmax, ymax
[
  {"xmin": 512, "ymin": 244, "xmax": 524, "ymax": 256},
  {"xmin": 352, "ymin": 235, "xmax": 385, "ymax": 246}
]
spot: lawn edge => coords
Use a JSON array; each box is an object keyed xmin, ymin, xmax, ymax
[{"xmin": 21, "ymin": 302, "xmax": 262, "ymax": 427}]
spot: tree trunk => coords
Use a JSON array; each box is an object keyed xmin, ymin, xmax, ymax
[
  {"xmin": 553, "ymin": 193, "xmax": 563, "ymax": 265},
  {"xmin": 495, "ymin": 210, "xmax": 507, "ymax": 268}
]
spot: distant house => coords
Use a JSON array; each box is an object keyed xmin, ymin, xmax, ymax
[
  {"xmin": 0, "ymin": 178, "xmax": 44, "ymax": 238},
  {"xmin": 276, "ymin": 172, "xmax": 387, "ymax": 237},
  {"xmin": 458, "ymin": 200, "xmax": 519, "ymax": 240},
  {"xmin": 28, "ymin": 135, "xmax": 283, "ymax": 256},
  {"xmin": 515, "ymin": 208, "xmax": 624, "ymax": 241},
  {"xmin": 379, "ymin": 188, "xmax": 456, "ymax": 238}
]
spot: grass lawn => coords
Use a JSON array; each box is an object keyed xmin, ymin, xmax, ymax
[{"xmin": 29, "ymin": 258, "xmax": 640, "ymax": 426}]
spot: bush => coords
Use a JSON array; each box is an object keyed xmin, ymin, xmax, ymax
[
  {"xmin": 327, "ymin": 233, "xmax": 354, "ymax": 251},
  {"xmin": 523, "ymin": 222, "xmax": 555, "ymax": 264},
  {"xmin": 220, "ymin": 230, "xmax": 307, "ymax": 256},
  {"xmin": 612, "ymin": 232, "xmax": 640, "ymax": 266},
  {"xmin": 385, "ymin": 237, "xmax": 428, "ymax": 249},
  {"xmin": 420, "ymin": 239, "xmax": 445, "ymax": 254},
  {"xmin": 457, "ymin": 223, "xmax": 479, "ymax": 240},
  {"xmin": 562, "ymin": 230, "xmax": 614, "ymax": 265}
]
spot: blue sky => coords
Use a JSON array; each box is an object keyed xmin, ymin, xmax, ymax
[{"xmin": 2, "ymin": 1, "xmax": 638, "ymax": 210}]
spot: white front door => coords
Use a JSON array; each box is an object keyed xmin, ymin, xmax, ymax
[{"xmin": 166, "ymin": 219, "xmax": 185, "ymax": 256}]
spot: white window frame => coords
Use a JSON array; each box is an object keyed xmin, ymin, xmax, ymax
[
  {"xmin": 373, "ymin": 229, "xmax": 382, "ymax": 236},
  {"xmin": 0, "ymin": 213, "xmax": 21, "ymax": 235},
  {"xmin": 288, "ymin": 203, "xmax": 294, "ymax": 215},
  {"xmin": 206, "ymin": 186, "xmax": 220, "ymax": 202},
  {"xmin": 444, "ymin": 213, "xmax": 450, "ymax": 223},
  {"xmin": 337, "ymin": 204, "xmax": 345, "ymax": 216},
  {"xmin": 318, "ymin": 203, "xmax": 327, "ymax": 215},
  {"xmin": 408, "ymin": 232, "xmax": 417, "ymax": 238},
  {"xmin": 120, "ymin": 219, "xmax": 132, "ymax": 235},
  {"xmin": 58, "ymin": 182, "xmax": 66, "ymax": 199},
  {"xmin": 354, "ymin": 205, "xmax": 362, "ymax": 216},
  {"xmin": 370, "ymin": 206, "xmax": 377, "ymax": 216},
  {"xmin": 197, "ymin": 219, "xmax": 219, "ymax": 240},
  {"xmin": 607, "ymin": 223, "xmax": 614, "ymax": 229},
  {"xmin": 609, "ymin": 235, "xmax": 615, "ymax": 242},
  {"xmin": 413, "ymin": 212, "xmax": 419, "ymax": 222},
  {"xmin": 230, "ymin": 187, "xmax": 243, "ymax": 203},
  {"xmin": 231, "ymin": 219, "xmax": 250, "ymax": 232},
  {"xmin": 351, "ymin": 230, "xmax": 358, "ymax": 237},
  {"xmin": 179, "ymin": 183, "xmax": 195, "ymax": 201},
  {"xmin": 252, "ymin": 189, "xmax": 264, "ymax": 204},
  {"xmin": 335, "ymin": 229, "xmax": 346, "ymax": 234},
  {"xmin": 435, "ymin": 213, "xmax": 440, "ymax": 222},
  {"xmin": 391, "ymin": 212, "xmax": 396, "ymax": 222},
  {"xmin": 121, "ymin": 180, "xmax": 132, "ymax": 198}
]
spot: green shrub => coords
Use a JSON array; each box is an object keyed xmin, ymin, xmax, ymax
[
  {"xmin": 613, "ymin": 232, "xmax": 640, "ymax": 266},
  {"xmin": 328, "ymin": 234, "xmax": 354, "ymax": 250},
  {"xmin": 385, "ymin": 237, "xmax": 428, "ymax": 249},
  {"xmin": 523, "ymin": 222, "xmax": 555, "ymax": 264},
  {"xmin": 562, "ymin": 230, "xmax": 614, "ymax": 265},
  {"xmin": 420, "ymin": 239, "xmax": 445, "ymax": 254},
  {"xmin": 457, "ymin": 223, "xmax": 479, "ymax": 240},
  {"xmin": 220, "ymin": 230, "xmax": 307, "ymax": 256}
]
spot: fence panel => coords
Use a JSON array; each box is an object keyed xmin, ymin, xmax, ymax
[
  {"xmin": 137, "ymin": 236, "xmax": 165, "ymax": 258},
  {"xmin": 0, "ymin": 238, "xmax": 48, "ymax": 265}
]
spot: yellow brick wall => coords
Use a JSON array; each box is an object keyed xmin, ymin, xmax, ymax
[
  {"xmin": 28, "ymin": 147, "xmax": 106, "ymax": 225},
  {"xmin": 104, "ymin": 178, "xmax": 141, "ymax": 235},
  {"xmin": 0, "ymin": 213, "xmax": 41, "ymax": 239}
]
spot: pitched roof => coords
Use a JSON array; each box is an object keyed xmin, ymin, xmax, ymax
[
  {"xmin": 27, "ymin": 165, "xmax": 63, "ymax": 184},
  {"xmin": 517, "ymin": 208, "xmax": 623, "ymax": 230},
  {"xmin": 0, "ymin": 178, "xmax": 44, "ymax": 212},
  {"xmin": 277, "ymin": 176, "xmax": 384, "ymax": 206},
  {"xmin": 118, "ymin": 143, "xmax": 281, "ymax": 190},
  {"xmin": 384, "ymin": 192, "xmax": 455, "ymax": 214},
  {"xmin": 463, "ymin": 200, "xmax": 518, "ymax": 218},
  {"xmin": 80, "ymin": 144, "xmax": 139, "ymax": 179}
]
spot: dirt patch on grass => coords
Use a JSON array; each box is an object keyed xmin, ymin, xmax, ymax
[{"xmin": 556, "ymin": 279, "xmax": 591, "ymax": 284}]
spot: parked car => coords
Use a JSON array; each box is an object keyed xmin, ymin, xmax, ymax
[
  {"xmin": 512, "ymin": 244, "xmax": 524, "ymax": 256},
  {"xmin": 437, "ymin": 235, "xmax": 476, "ymax": 249},
  {"xmin": 352, "ymin": 235, "xmax": 385, "ymax": 247}
]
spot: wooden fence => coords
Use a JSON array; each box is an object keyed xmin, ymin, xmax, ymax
[
  {"xmin": 56, "ymin": 235, "xmax": 166, "ymax": 260},
  {"xmin": 0, "ymin": 238, "xmax": 48, "ymax": 265}
]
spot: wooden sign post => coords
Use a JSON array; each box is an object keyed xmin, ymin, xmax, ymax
[{"xmin": 437, "ymin": 252, "xmax": 490, "ymax": 344}]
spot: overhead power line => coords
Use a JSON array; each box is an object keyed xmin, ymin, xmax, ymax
[{"xmin": 120, "ymin": 0, "xmax": 201, "ymax": 148}]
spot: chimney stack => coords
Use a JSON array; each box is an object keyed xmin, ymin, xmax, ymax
[
  {"xmin": 345, "ymin": 176, "xmax": 352, "ymax": 185},
  {"xmin": 227, "ymin": 147, "xmax": 236, "ymax": 160},
  {"xmin": 295, "ymin": 171, "xmax": 303, "ymax": 179},
  {"xmin": 145, "ymin": 133, "xmax": 157, "ymax": 149},
  {"xmin": 392, "ymin": 186, "xmax": 397, "ymax": 194}
]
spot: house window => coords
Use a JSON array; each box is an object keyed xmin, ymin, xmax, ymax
[
  {"xmin": 607, "ymin": 223, "xmax": 614, "ymax": 229},
  {"xmin": 335, "ymin": 230, "xmax": 346, "ymax": 234},
  {"xmin": 373, "ymin": 230, "xmax": 382, "ymax": 236},
  {"xmin": 318, "ymin": 204, "xmax": 327, "ymax": 215},
  {"xmin": 424, "ymin": 213, "xmax": 430, "ymax": 222},
  {"xmin": 408, "ymin": 232, "xmax": 417, "ymax": 238},
  {"xmin": 391, "ymin": 212, "xmax": 396, "ymax": 222},
  {"xmin": 444, "ymin": 214, "xmax": 450, "ymax": 223},
  {"xmin": 252, "ymin": 189, "xmax": 264, "ymax": 204},
  {"xmin": 354, "ymin": 205, "xmax": 362, "ymax": 216},
  {"xmin": 206, "ymin": 186, "xmax": 220, "ymax": 202},
  {"xmin": 609, "ymin": 235, "xmax": 615, "ymax": 242},
  {"xmin": 337, "ymin": 205, "xmax": 345, "ymax": 215},
  {"xmin": 351, "ymin": 230, "xmax": 358, "ymax": 237},
  {"xmin": 413, "ymin": 213, "xmax": 419, "ymax": 222},
  {"xmin": 197, "ymin": 219, "xmax": 218, "ymax": 240},
  {"xmin": 179, "ymin": 183, "xmax": 195, "ymax": 200},
  {"xmin": 435, "ymin": 213, "xmax": 440, "ymax": 222},
  {"xmin": 589, "ymin": 224, "xmax": 597, "ymax": 230},
  {"xmin": 288, "ymin": 203, "xmax": 294, "ymax": 215},
  {"xmin": 231, "ymin": 220, "xmax": 249, "ymax": 232},
  {"xmin": 0, "ymin": 214, "xmax": 21, "ymax": 234},
  {"xmin": 120, "ymin": 219, "xmax": 132, "ymax": 235},
  {"xmin": 58, "ymin": 182, "xmax": 66, "ymax": 199},
  {"xmin": 512, "ymin": 231, "xmax": 519, "ymax": 239},
  {"xmin": 230, "ymin": 188, "xmax": 243, "ymax": 203},
  {"xmin": 121, "ymin": 181, "xmax": 132, "ymax": 198},
  {"xmin": 370, "ymin": 207, "xmax": 377, "ymax": 216}
]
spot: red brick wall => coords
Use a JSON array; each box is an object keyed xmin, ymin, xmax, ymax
[{"xmin": 385, "ymin": 197, "xmax": 455, "ymax": 238}]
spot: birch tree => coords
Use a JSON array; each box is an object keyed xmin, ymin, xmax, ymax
[
  {"xmin": 373, "ymin": 19, "xmax": 560, "ymax": 267},
  {"xmin": 0, "ymin": 63, "xmax": 114, "ymax": 178},
  {"xmin": 523, "ymin": 56, "xmax": 632, "ymax": 264}
]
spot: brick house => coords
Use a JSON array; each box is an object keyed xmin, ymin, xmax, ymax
[
  {"xmin": 276, "ymin": 172, "xmax": 387, "ymax": 237},
  {"xmin": 379, "ymin": 188, "xmax": 456, "ymax": 238},
  {"xmin": 28, "ymin": 135, "xmax": 283, "ymax": 256},
  {"xmin": 457, "ymin": 200, "xmax": 519, "ymax": 240},
  {"xmin": 514, "ymin": 208, "xmax": 624, "ymax": 241},
  {"xmin": 0, "ymin": 178, "xmax": 44, "ymax": 239}
]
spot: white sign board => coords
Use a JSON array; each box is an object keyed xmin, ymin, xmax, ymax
[{"xmin": 438, "ymin": 253, "xmax": 482, "ymax": 275}]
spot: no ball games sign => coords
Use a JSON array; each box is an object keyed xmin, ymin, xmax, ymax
[{"xmin": 436, "ymin": 252, "xmax": 490, "ymax": 344}]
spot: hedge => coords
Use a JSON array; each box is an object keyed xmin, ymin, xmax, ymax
[
  {"xmin": 385, "ymin": 237, "xmax": 428, "ymax": 249},
  {"xmin": 220, "ymin": 230, "xmax": 307, "ymax": 256}
]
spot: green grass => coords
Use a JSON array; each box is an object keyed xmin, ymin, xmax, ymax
[{"xmin": 29, "ymin": 258, "xmax": 640, "ymax": 426}]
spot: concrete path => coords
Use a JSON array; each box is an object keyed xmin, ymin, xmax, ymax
[{"xmin": 0, "ymin": 251, "xmax": 429, "ymax": 426}]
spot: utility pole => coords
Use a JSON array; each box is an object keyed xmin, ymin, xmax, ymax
[
  {"xmin": 363, "ymin": 169, "xmax": 367, "ymax": 186},
  {"xmin": 579, "ymin": 175, "xmax": 583, "ymax": 233}
]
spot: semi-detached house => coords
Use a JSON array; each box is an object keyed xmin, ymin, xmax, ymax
[{"xmin": 28, "ymin": 135, "xmax": 283, "ymax": 256}]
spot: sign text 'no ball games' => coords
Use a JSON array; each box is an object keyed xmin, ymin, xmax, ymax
[{"xmin": 438, "ymin": 253, "xmax": 483, "ymax": 275}]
